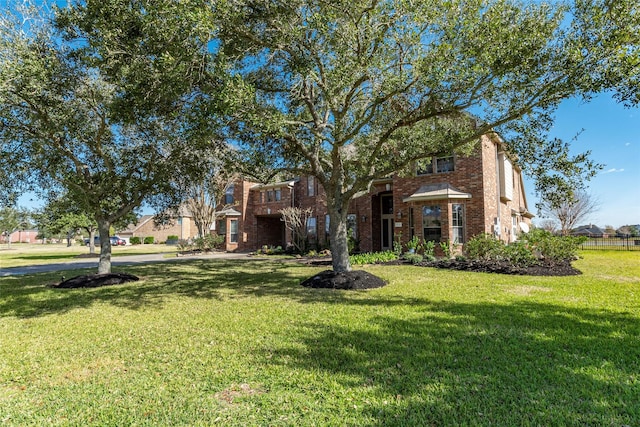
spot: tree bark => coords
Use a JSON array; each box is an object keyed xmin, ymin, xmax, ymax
[
  {"xmin": 328, "ymin": 197, "xmax": 352, "ymax": 273},
  {"xmin": 97, "ymin": 219, "xmax": 112, "ymax": 274}
]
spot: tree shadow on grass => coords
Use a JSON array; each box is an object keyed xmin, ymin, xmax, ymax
[
  {"xmin": 257, "ymin": 300, "xmax": 640, "ymax": 425},
  {"xmin": 0, "ymin": 259, "xmax": 325, "ymax": 318}
]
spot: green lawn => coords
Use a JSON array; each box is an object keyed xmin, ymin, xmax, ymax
[
  {"xmin": 0, "ymin": 243, "xmax": 176, "ymax": 268},
  {"xmin": 1, "ymin": 252, "xmax": 638, "ymax": 426}
]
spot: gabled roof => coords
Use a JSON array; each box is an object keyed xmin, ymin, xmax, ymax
[
  {"xmin": 572, "ymin": 224, "xmax": 605, "ymax": 236},
  {"xmin": 215, "ymin": 208, "xmax": 242, "ymax": 217},
  {"xmin": 120, "ymin": 215, "xmax": 155, "ymax": 234},
  {"xmin": 402, "ymin": 183, "xmax": 472, "ymax": 203}
]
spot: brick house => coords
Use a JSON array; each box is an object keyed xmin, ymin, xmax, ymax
[
  {"xmin": 2, "ymin": 229, "xmax": 41, "ymax": 244},
  {"xmin": 118, "ymin": 210, "xmax": 199, "ymax": 244},
  {"xmin": 215, "ymin": 134, "xmax": 533, "ymax": 252}
]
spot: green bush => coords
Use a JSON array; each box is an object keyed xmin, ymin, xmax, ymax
[
  {"xmin": 420, "ymin": 240, "xmax": 436, "ymax": 258},
  {"xmin": 465, "ymin": 233, "xmax": 505, "ymax": 260},
  {"xmin": 501, "ymin": 241, "xmax": 538, "ymax": 267},
  {"xmin": 193, "ymin": 234, "xmax": 225, "ymax": 252},
  {"xmin": 130, "ymin": 236, "xmax": 141, "ymax": 245},
  {"xmin": 177, "ymin": 239, "xmax": 193, "ymax": 252},
  {"xmin": 350, "ymin": 251, "xmax": 399, "ymax": 265},
  {"xmin": 143, "ymin": 236, "xmax": 155, "ymax": 244},
  {"xmin": 403, "ymin": 253, "xmax": 424, "ymax": 265},
  {"xmin": 520, "ymin": 228, "xmax": 586, "ymax": 265}
]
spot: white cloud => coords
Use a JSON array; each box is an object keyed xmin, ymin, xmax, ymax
[
  {"xmin": 625, "ymin": 142, "xmax": 631, "ymax": 146},
  {"xmin": 602, "ymin": 168, "xmax": 625, "ymax": 174}
]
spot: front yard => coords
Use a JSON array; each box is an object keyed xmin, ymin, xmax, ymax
[
  {"xmin": 0, "ymin": 251, "xmax": 638, "ymax": 425},
  {"xmin": 0, "ymin": 243, "xmax": 176, "ymax": 269}
]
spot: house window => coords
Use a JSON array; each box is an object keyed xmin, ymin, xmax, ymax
[
  {"xmin": 307, "ymin": 176, "xmax": 315, "ymax": 196},
  {"xmin": 306, "ymin": 217, "xmax": 317, "ymax": 243},
  {"xmin": 267, "ymin": 190, "xmax": 273, "ymax": 202},
  {"xmin": 417, "ymin": 156, "xmax": 454, "ymax": 175},
  {"xmin": 436, "ymin": 156, "xmax": 454, "ymax": 173},
  {"xmin": 225, "ymin": 184, "xmax": 235, "ymax": 204},
  {"xmin": 275, "ymin": 188, "xmax": 282, "ymax": 201},
  {"xmin": 229, "ymin": 219, "xmax": 238, "ymax": 243},
  {"xmin": 417, "ymin": 158, "xmax": 434, "ymax": 175},
  {"xmin": 422, "ymin": 205, "xmax": 442, "ymax": 242},
  {"xmin": 217, "ymin": 220, "xmax": 226, "ymax": 239},
  {"xmin": 259, "ymin": 191, "xmax": 265, "ymax": 203},
  {"xmin": 452, "ymin": 204, "xmax": 464, "ymax": 244}
]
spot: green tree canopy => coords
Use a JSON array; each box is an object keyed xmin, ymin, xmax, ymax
[
  {"xmin": 0, "ymin": 1, "xmax": 224, "ymax": 273},
  {"xmin": 216, "ymin": 0, "xmax": 638, "ymax": 272}
]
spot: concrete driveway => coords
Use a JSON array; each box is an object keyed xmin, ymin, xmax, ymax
[{"xmin": 0, "ymin": 251, "xmax": 254, "ymax": 277}]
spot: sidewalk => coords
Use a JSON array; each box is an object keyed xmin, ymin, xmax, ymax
[{"xmin": 0, "ymin": 251, "xmax": 255, "ymax": 277}]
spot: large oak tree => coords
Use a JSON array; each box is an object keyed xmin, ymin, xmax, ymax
[
  {"xmin": 216, "ymin": 0, "xmax": 638, "ymax": 272},
  {"xmin": 0, "ymin": 1, "xmax": 221, "ymax": 273}
]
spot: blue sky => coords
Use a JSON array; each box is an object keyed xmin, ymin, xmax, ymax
[{"xmin": 525, "ymin": 94, "xmax": 640, "ymax": 228}]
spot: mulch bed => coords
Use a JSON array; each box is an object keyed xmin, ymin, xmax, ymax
[
  {"xmin": 300, "ymin": 270, "xmax": 387, "ymax": 290},
  {"xmin": 300, "ymin": 257, "xmax": 581, "ymax": 290},
  {"xmin": 424, "ymin": 259, "xmax": 582, "ymax": 276},
  {"xmin": 53, "ymin": 273, "xmax": 140, "ymax": 288}
]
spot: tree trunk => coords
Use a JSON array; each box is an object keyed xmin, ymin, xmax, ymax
[
  {"xmin": 97, "ymin": 219, "xmax": 112, "ymax": 274},
  {"xmin": 328, "ymin": 199, "xmax": 352, "ymax": 273},
  {"xmin": 88, "ymin": 229, "xmax": 97, "ymax": 254}
]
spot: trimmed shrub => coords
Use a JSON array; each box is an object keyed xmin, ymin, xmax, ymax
[
  {"xmin": 403, "ymin": 253, "xmax": 424, "ymax": 265},
  {"xmin": 520, "ymin": 228, "xmax": 586, "ymax": 264},
  {"xmin": 465, "ymin": 233, "xmax": 505, "ymax": 260},
  {"xmin": 143, "ymin": 236, "xmax": 155, "ymax": 244},
  {"xmin": 502, "ymin": 241, "xmax": 538, "ymax": 267},
  {"xmin": 350, "ymin": 251, "xmax": 399, "ymax": 265},
  {"xmin": 130, "ymin": 236, "xmax": 141, "ymax": 245},
  {"xmin": 193, "ymin": 234, "xmax": 225, "ymax": 252}
]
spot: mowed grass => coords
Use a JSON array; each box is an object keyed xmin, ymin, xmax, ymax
[
  {"xmin": 0, "ymin": 243, "xmax": 176, "ymax": 268},
  {"xmin": 0, "ymin": 251, "xmax": 638, "ymax": 426}
]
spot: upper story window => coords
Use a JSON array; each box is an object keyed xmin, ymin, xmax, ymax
[
  {"xmin": 417, "ymin": 156, "xmax": 454, "ymax": 175},
  {"xmin": 307, "ymin": 176, "xmax": 315, "ymax": 196},
  {"xmin": 225, "ymin": 184, "xmax": 235, "ymax": 204},
  {"xmin": 264, "ymin": 188, "xmax": 282, "ymax": 203},
  {"xmin": 436, "ymin": 156, "xmax": 454, "ymax": 173}
]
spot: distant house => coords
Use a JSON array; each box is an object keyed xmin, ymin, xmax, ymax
[
  {"xmin": 3, "ymin": 229, "xmax": 40, "ymax": 244},
  {"xmin": 572, "ymin": 224, "xmax": 609, "ymax": 238},
  {"xmin": 118, "ymin": 209, "xmax": 199, "ymax": 244}
]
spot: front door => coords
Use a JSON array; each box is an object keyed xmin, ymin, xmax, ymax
[{"xmin": 381, "ymin": 194, "xmax": 394, "ymax": 251}]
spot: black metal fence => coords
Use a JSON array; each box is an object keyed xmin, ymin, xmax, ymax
[{"xmin": 579, "ymin": 237, "xmax": 640, "ymax": 251}]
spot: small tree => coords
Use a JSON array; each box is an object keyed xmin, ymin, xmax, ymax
[
  {"xmin": 183, "ymin": 150, "xmax": 240, "ymax": 239},
  {"xmin": 540, "ymin": 191, "xmax": 600, "ymax": 236},
  {"xmin": 617, "ymin": 225, "xmax": 640, "ymax": 237},
  {"xmin": 279, "ymin": 207, "xmax": 314, "ymax": 253},
  {"xmin": 0, "ymin": 206, "xmax": 31, "ymax": 248}
]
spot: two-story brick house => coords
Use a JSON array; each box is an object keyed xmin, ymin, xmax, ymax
[{"xmin": 214, "ymin": 133, "xmax": 533, "ymax": 252}]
